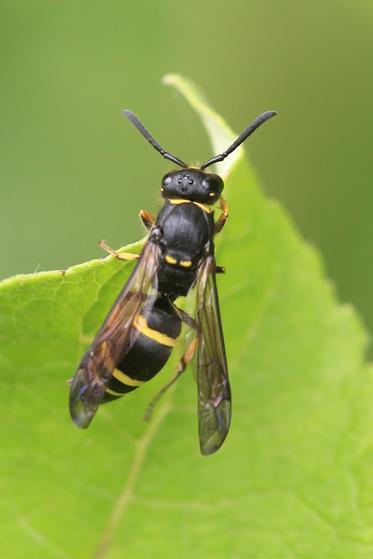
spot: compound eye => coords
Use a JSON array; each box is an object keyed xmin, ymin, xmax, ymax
[
  {"xmin": 201, "ymin": 178, "xmax": 211, "ymax": 191},
  {"xmin": 207, "ymin": 174, "xmax": 224, "ymax": 194},
  {"xmin": 162, "ymin": 174, "xmax": 173, "ymax": 186}
]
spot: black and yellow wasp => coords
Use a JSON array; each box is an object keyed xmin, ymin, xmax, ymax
[{"xmin": 69, "ymin": 108, "xmax": 276, "ymax": 455}]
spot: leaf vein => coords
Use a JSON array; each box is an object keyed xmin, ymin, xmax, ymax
[{"xmin": 92, "ymin": 399, "xmax": 172, "ymax": 559}]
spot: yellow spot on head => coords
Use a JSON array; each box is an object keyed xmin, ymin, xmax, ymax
[
  {"xmin": 180, "ymin": 260, "xmax": 192, "ymax": 268},
  {"xmin": 209, "ymin": 192, "xmax": 215, "ymax": 197},
  {"xmin": 165, "ymin": 255, "xmax": 178, "ymax": 265}
]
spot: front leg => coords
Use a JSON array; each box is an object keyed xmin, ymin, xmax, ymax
[
  {"xmin": 139, "ymin": 209, "xmax": 155, "ymax": 231},
  {"xmin": 214, "ymin": 196, "xmax": 229, "ymax": 234},
  {"xmin": 99, "ymin": 240, "xmax": 139, "ymax": 261}
]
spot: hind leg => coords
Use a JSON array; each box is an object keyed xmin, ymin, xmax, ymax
[
  {"xmin": 144, "ymin": 308, "xmax": 198, "ymax": 421},
  {"xmin": 144, "ymin": 336, "xmax": 198, "ymax": 421}
]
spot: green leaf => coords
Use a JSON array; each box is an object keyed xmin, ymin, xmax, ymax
[{"xmin": 1, "ymin": 75, "xmax": 372, "ymax": 559}]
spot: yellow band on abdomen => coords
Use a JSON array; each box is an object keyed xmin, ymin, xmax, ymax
[
  {"xmin": 105, "ymin": 386, "xmax": 124, "ymax": 397},
  {"xmin": 113, "ymin": 368, "xmax": 144, "ymax": 387},
  {"xmin": 134, "ymin": 314, "xmax": 177, "ymax": 347}
]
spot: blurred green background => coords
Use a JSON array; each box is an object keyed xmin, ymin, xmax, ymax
[{"xmin": 1, "ymin": 0, "xmax": 372, "ymax": 348}]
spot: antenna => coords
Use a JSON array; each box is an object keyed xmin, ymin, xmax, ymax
[
  {"xmin": 200, "ymin": 111, "xmax": 277, "ymax": 170},
  {"xmin": 123, "ymin": 110, "xmax": 187, "ymax": 168}
]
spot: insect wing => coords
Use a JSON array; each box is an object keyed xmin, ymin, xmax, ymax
[
  {"xmin": 195, "ymin": 256, "xmax": 231, "ymax": 455},
  {"xmin": 69, "ymin": 241, "xmax": 160, "ymax": 428}
]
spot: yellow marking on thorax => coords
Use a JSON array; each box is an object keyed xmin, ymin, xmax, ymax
[
  {"xmin": 134, "ymin": 314, "xmax": 177, "ymax": 347},
  {"xmin": 193, "ymin": 201, "xmax": 213, "ymax": 213},
  {"xmin": 169, "ymin": 198, "xmax": 190, "ymax": 205},
  {"xmin": 165, "ymin": 255, "xmax": 178, "ymax": 265},
  {"xmin": 105, "ymin": 386, "xmax": 124, "ymax": 397},
  {"xmin": 180, "ymin": 260, "xmax": 192, "ymax": 268},
  {"xmin": 168, "ymin": 198, "xmax": 213, "ymax": 213},
  {"xmin": 165, "ymin": 254, "xmax": 193, "ymax": 269},
  {"xmin": 113, "ymin": 368, "xmax": 144, "ymax": 387}
]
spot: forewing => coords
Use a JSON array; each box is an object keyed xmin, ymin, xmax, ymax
[
  {"xmin": 196, "ymin": 256, "xmax": 231, "ymax": 455},
  {"xmin": 69, "ymin": 241, "xmax": 160, "ymax": 428}
]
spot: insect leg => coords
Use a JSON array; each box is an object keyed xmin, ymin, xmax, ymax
[
  {"xmin": 138, "ymin": 209, "xmax": 155, "ymax": 230},
  {"xmin": 99, "ymin": 240, "xmax": 140, "ymax": 261},
  {"xmin": 144, "ymin": 335, "xmax": 198, "ymax": 421},
  {"xmin": 214, "ymin": 196, "xmax": 229, "ymax": 234},
  {"xmin": 215, "ymin": 265, "xmax": 226, "ymax": 274},
  {"xmin": 175, "ymin": 307, "xmax": 199, "ymax": 331},
  {"xmin": 144, "ymin": 308, "xmax": 198, "ymax": 421}
]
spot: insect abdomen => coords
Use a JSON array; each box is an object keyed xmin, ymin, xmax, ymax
[{"xmin": 103, "ymin": 296, "xmax": 182, "ymax": 402}]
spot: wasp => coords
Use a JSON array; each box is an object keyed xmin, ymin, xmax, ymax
[{"xmin": 69, "ymin": 108, "xmax": 276, "ymax": 455}]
